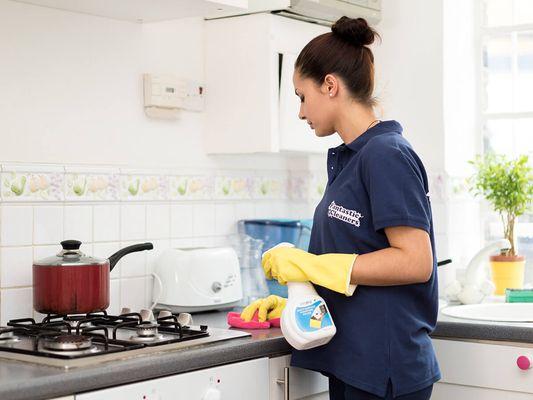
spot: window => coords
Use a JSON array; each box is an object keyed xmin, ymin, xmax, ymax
[{"xmin": 481, "ymin": 0, "xmax": 533, "ymax": 281}]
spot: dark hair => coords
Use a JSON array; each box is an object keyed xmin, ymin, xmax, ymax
[{"xmin": 295, "ymin": 16, "xmax": 380, "ymax": 107}]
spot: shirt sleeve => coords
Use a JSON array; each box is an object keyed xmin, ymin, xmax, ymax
[{"xmin": 362, "ymin": 141, "xmax": 431, "ymax": 234}]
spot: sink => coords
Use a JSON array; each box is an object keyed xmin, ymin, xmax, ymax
[{"xmin": 441, "ymin": 303, "xmax": 533, "ymax": 322}]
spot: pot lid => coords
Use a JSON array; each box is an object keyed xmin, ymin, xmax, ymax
[{"xmin": 34, "ymin": 240, "xmax": 108, "ymax": 267}]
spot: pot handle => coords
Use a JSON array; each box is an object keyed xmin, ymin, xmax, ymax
[{"xmin": 109, "ymin": 242, "xmax": 153, "ymax": 271}]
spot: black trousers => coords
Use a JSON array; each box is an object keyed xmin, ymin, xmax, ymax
[{"xmin": 328, "ymin": 376, "xmax": 433, "ymax": 400}]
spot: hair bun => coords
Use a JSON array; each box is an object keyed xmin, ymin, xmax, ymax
[{"xmin": 331, "ymin": 16, "xmax": 377, "ymax": 47}]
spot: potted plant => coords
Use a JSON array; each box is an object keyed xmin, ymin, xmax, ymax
[{"xmin": 468, "ymin": 153, "xmax": 533, "ymax": 295}]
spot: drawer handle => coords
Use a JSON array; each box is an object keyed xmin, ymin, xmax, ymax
[
  {"xmin": 517, "ymin": 355, "xmax": 532, "ymax": 370},
  {"xmin": 276, "ymin": 366, "xmax": 290, "ymax": 400}
]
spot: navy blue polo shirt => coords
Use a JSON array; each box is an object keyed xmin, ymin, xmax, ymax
[{"xmin": 290, "ymin": 120, "xmax": 441, "ymax": 397}]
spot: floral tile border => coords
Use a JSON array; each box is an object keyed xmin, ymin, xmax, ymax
[
  {"xmin": 0, "ymin": 164, "xmax": 321, "ymax": 203},
  {"xmin": 1, "ymin": 165, "xmax": 64, "ymax": 202}
]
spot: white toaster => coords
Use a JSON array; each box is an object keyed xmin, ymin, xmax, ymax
[{"xmin": 152, "ymin": 247, "xmax": 243, "ymax": 313}]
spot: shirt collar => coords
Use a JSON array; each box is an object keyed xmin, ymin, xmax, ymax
[{"xmin": 334, "ymin": 120, "xmax": 403, "ymax": 153}]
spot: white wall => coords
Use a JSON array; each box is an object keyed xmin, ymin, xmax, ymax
[
  {"xmin": 374, "ymin": 0, "xmax": 484, "ymax": 287},
  {"xmin": 0, "ymin": 0, "xmax": 318, "ymax": 324},
  {"xmin": 0, "ymin": 0, "xmax": 291, "ymax": 170},
  {"xmin": 374, "ymin": 0, "xmax": 445, "ymax": 173}
]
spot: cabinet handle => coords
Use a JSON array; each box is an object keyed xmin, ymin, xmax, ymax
[{"xmin": 276, "ymin": 366, "xmax": 290, "ymax": 400}]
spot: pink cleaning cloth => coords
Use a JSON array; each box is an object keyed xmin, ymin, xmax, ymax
[
  {"xmin": 269, "ymin": 317, "xmax": 281, "ymax": 328},
  {"xmin": 227, "ymin": 311, "xmax": 271, "ymax": 329}
]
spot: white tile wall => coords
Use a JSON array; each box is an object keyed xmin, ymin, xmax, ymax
[
  {"xmin": 0, "ymin": 198, "xmax": 294, "ymax": 324},
  {"xmin": 192, "ymin": 204, "xmax": 216, "ymax": 236},
  {"xmin": 1, "ymin": 206, "xmax": 33, "ymax": 246},
  {"xmin": 121, "ymin": 204, "xmax": 146, "ymax": 241},
  {"xmin": 64, "ymin": 205, "xmax": 93, "ymax": 242},
  {"xmin": 146, "ymin": 204, "xmax": 170, "ymax": 239},
  {"xmin": 0, "ymin": 246, "xmax": 33, "ymax": 287},
  {"xmin": 170, "ymin": 204, "xmax": 193, "ymax": 238},
  {"xmin": 93, "ymin": 205, "xmax": 120, "ymax": 242},
  {"xmin": 34, "ymin": 205, "xmax": 63, "ymax": 245},
  {"xmin": 0, "ymin": 287, "xmax": 33, "ymax": 325}
]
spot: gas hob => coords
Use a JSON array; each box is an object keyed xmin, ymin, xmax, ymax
[{"xmin": 0, "ymin": 309, "xmax": 250, "ymax": 368}]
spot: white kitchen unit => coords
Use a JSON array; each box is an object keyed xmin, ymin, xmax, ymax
[
  {"xmin": 205, "ymin": 13, "xmax": 341, "ymax": 154},
  {"xmin": 270, "ymin": 355, "xmax": 329, "ymax": 399},
  {"xmin": 49, "ymin": 397, "xmax": 74, "ymax": 400},
  {"xmin": 75, "ymin": 358, "xmax": 269, "ymax": 399},
  {"xmin": 432, "ymin": 338, "xmax": 533, "ymax": 399}
]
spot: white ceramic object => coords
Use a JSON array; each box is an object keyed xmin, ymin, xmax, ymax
[
  {"xmin": 442, "ymin": 303, "xmax": 533, "ymax": 322},
  {"xmin": 152, "ymin": 247, "xmax": 243, "ymax": 312}
]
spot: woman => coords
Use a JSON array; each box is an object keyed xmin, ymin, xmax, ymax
[{"xmin": 241, "ymin": 16, "xmax": 440, "ymax": 400}]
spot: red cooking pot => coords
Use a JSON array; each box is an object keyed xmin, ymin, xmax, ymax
[{"xmin": 33, "ymin": 240, "xmax": 153, "ymax": 315}]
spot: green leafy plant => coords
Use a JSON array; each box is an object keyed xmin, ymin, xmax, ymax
[{"xmin": 468, "ymin": 154, "xmax": 533, "ymax": 257}]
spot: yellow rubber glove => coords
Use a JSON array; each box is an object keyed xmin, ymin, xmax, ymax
[
  {"xmin": 240, "ymin": 295, "xmax": 287, "ymax": 322},
  {"xmin": 262, "ymin": 247, "xmax": 357, "ymax": 296}
]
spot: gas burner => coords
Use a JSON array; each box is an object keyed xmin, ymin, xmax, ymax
[
  {"xmin": 63, "ymin": 315, "xmax": 93, "ymax": 329},
  {"xmin": 43, "ymin": 335, "xmax": 93, "ymax": 352},
  {"xmin": 129, "ymin": 323, "xmax": 164, "ymax": 342},
  {"xmin": 0, "ymin": 330, "xmax": 19, "ymax": 343}
]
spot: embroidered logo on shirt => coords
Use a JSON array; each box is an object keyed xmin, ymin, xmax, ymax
[{"xmin": 327, "ymin": 201, "xmax": 363, "ymax": 227}]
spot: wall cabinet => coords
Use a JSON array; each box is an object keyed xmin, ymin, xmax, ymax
[
  {"xmin": 432, "ymin": 338, "xmax": 533, "ymax": 399},
  {"xmin": 205, "ymin": 13, "xmax": 341, "ymax": 154},
  {"xmin": 269, "ymin": 355, "xmax": 329, "ymax": 399}
]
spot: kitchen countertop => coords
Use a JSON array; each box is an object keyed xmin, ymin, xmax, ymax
[{"xmin": 3, "ymin": 308, "xmax": 533, "ymax": 400}]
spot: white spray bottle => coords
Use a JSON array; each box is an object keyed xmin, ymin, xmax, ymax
[{"xmin": 266, "ymin": 243, "xmax": 336, "ymax": 350}]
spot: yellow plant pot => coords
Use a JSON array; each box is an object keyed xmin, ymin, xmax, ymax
[{"xmin": 490, "ymin": 255, "xmax": 526, "ymax": 295}]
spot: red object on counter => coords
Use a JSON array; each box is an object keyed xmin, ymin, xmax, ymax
[{"xmin": 33, "ymin": 240, "xmax": 152, "ymax": 315}]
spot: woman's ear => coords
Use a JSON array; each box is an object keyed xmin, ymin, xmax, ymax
[{"xmin": 323, "ymin": 74, "xmax": 338, "ymax": 98}]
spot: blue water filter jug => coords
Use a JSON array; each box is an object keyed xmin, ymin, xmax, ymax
[{"xmin": 239, "ymin": 219, "xmax": 313, "ymax": 297}]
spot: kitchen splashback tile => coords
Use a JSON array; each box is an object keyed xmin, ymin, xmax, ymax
[
  {"xmin": 120, "ymin": 204, "xmax": 146, "ymax": 241},
  {"xmin": 1, "ymin": 165, "xmax": 64, "ymax": 202},
  {"xmin": 169, "ymin": 175, "xmax": 213, "ymax": 200},
  {"xmin": 146, "ymin": 204, "xmax": 170, "ymax": 239},
  {"xmin": 120, "ymin": 277, "xmax": 146, "ymax": 311},
  {"xmin": 146, "ymin": 239, "xmax": 171, "ymax": 275},
  {"xmin": 192, "ymin": 204, "xmax": 216, "ymax": 236},
  {"xmin": 233, "ymin": 201, "xmax": 256, "ymax": 222},
  {"xmin": 1, "ymin": 287, "xmax": 33, "ymax": 326},
  {"xmin": 34, "ymin": 206, "xmax": 64, "ymax": 245},
  {"xmin": 93, "ymin": 242, "xmax": 121, "ymax": 279},
  {"xmin": 0, "ymin": 206, "xmax": 33, "ymax": 246},
  {"xmin": 64, "ymin": 205, "xmax": 93, "ymax": 243},
  {"xmin": 170, "ymin": 204, "xmax": 193, "ymax": 238},
  {"xmin": 214, "ymin": 176, "xmax": 252, "ymax": 200},
  {"xmin": 109, "ymin": 278, "xmax": 121, "ymax": 315},
  {"xmin": 215, "ymin": 203, "xmax": 237, "ymax": 236},
  {"xmin": 119, "ymin": 241, "xmax": 147, "ymax": 278},
  {"xmin": 0, "ymin": 246, "xmax": 33, "ymax": 288},
  {"xmin": 120, "ymin": 172, "xmax": 169, "ymax": 201},
  {"xmin": 64, "ymin": 169, "xmax": 119, "ymax": 201},
  {"xmin": 93, "ymin": 205, "xmax": 120, "ymax": 242}
]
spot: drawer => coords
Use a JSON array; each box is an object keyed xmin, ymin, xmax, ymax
[{"xmin": 433, "ymin": 338, "xmax": 533, "ymax": 394}]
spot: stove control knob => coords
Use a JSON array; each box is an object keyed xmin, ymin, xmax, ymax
[
  {"xmin": 202, "ymin": 387, "xmax": 221, "ymax": 400},
  {"xmin": 517, "ymin": 355, "xmax": 532, "ymax": 370},
  {"xmin": 211, "ymin": 282, "xmax": 222, "ymax": 293}
]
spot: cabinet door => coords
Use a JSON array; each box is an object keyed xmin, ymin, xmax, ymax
[
  {"xmin": 269, "ymin": 355, "xmax": 329, "ymax": 400},
  {"xmin": 278, "ymin": 53, "xmax": 340, "ymax": 153},
  {"xmin": 76, "ymin": 358, "xmax": 269, "ymax": 399},
  {"xmin": 432, "ymin": 382, "xmax": 533, "ymax": 399}
]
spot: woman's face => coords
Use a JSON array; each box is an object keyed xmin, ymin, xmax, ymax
[{"xmin": 293, "ymin": 70, "xmax": 337, "ymax": 137}]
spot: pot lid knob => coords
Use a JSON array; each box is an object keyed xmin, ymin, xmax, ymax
[{"xmin": 61, "ymin": 240, "xmax": 82, "ymax": 250}]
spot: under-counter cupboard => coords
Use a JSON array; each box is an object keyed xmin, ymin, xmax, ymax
[
  {"xmin": 52, "ymin": 356, "xmax": 327, "ymax": 399},
  {"xmin": 205, "ymin": 13, "xmax": 340, "ymax": 154}
]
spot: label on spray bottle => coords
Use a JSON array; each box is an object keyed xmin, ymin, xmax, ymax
[{"xmin": 295, "ymin": 299, "xmax": 333, "ymax": 332}]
